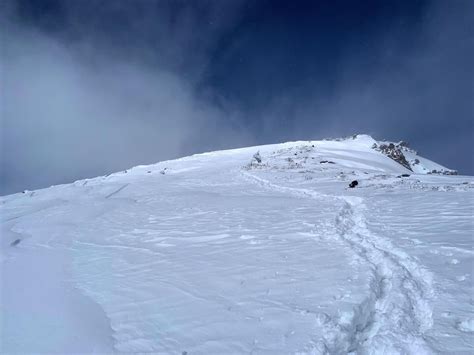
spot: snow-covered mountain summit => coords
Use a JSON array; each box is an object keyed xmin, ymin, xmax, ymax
[
  {"xmin": 243, "ymin": 134, "xmax": 457, "ymax": 177},
  {"xmin": 1, "ymin": 135, "xmax": 473, "ymax": 354}
]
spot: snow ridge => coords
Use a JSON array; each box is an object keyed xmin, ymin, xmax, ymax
[{"xmin": 241, "ymin": 171, "xmax": 435, "ymax": 354}]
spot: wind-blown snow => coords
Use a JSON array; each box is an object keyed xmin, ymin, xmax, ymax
[{"xmin": 1, "ymin": 135, "xmax": 473, "ymax": 354}]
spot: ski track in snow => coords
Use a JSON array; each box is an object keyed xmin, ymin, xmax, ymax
[{"xmin": 241, "ymin": 171, "xmax": 435, "ymax": 354}]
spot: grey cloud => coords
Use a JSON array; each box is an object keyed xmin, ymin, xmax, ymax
[
  {"xmin": 257, "ymin": 0, "xmax": 473, "ymax": 171},
  {"xmin": 1, "ymin": 9, "xmax": 253, "ymax": 195},
  {"xmin": 1, "ymin": 0, "xmax": 472, "ymax": 195}
]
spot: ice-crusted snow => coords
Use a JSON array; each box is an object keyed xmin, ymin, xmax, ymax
[{"xmin": 1, "ymin": 134, "xmax": 473, "ymax": 354}]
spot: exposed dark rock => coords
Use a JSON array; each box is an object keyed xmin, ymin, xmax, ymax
[
  {"xmin": 10, "ymin": 239, "xmax": 21, "ymax": 246},
  {"xmin": 373, "ymin": 143, "xmax": 412, "ymax": 171},
  {"xmin": 349, "ymin": 180, "xmax": 358, "ymax": 188},
  {"xmin": 253, "ymin": 151, "xmax": 262, "ymax": 163},
  {"xmin": 427, "ymin": 169, "xmax": 458, "ymax": 176}
]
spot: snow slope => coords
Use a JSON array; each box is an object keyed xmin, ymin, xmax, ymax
[{"xmin": 1, "ymin": 134, "xmax": 473, "ymax": 354}]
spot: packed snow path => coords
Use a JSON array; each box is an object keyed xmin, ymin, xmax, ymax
[
  {"xmin": 242, "ymin": 172, "xmax": 434, "ymax": 353},
  {"xmin": 1, "ymin": 135, "xmax": 473, "ymax": 354}
]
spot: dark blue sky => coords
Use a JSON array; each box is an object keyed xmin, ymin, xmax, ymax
[{"xmin": 2, "ymin": 0, "xmax": 473, "ymax": 194}]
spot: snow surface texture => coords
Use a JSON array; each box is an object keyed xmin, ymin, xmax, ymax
[{"xmin": 1, "ymin": 134, "xmax": 473, "ymax": 354}]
